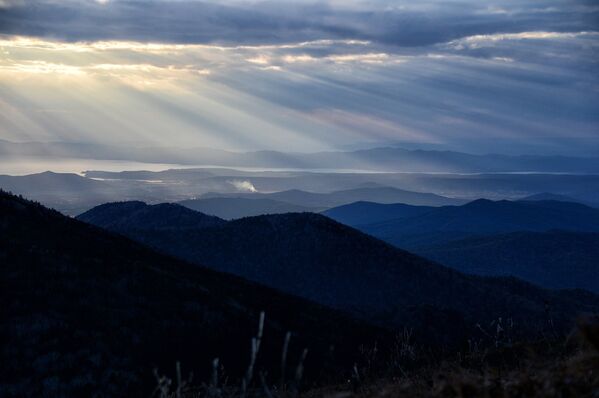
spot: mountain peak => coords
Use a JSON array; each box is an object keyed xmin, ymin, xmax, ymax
[
  {"xmin": 231, "ymin": 210, "xmax": 333, "ymax": 225},
  {"xmin": 34, "ymin": 170, "xmax": 84, "ymax": 178},
  {"xmin": 463, "ymin": 198, "xmax": 495, "ymax": 207},
  {"xmin": 78, "ymin": 201, "xmax": 226, "ymax": 231}
]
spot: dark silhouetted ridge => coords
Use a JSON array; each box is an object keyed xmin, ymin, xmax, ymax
[
  {"xmin": 415, "ymin": 230, "xmax": 599, "ymax": 293},
  {"xmin": 361, "ymin": 199, "xmax": 599, "ymax": 249},
  {"xmin": 0, "ymin": 190, "xmax": 385, "ymax": 396},
  {"xmin": 78, "ymin": 200, "xmax": 226, "ymax": 230},
  {"xmin": 78, "ymin": 201, "xmax": 599, "ymax": 343},
  {"xmin": 323, "ymin": 201, "xmax": 435, "ymax": 226}
]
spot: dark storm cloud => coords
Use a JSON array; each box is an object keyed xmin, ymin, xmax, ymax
[{"xmin": 0, "ymin": 0, "xmax": 597, "ymax": 46}]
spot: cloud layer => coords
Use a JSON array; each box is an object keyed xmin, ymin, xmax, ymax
[
  {"xmin": 0, "ymin": 0, "xmax": 598, "ymax": 155},
  {"xmin": 1, "ymin": 0, "xmax": 597, "ymax": 46}
]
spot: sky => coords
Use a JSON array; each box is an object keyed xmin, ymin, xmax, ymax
[{"xmin": 0, "ymin": 0, "xmax": 598, "ymax": 155}]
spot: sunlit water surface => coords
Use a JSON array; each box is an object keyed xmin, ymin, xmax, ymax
[
  {"xmin": 0, "ymin": 156, "xmax": 395, "ymax": 175},
  {"xmin": 1, "ymin": 156, "xmax": 594, "ymax": 177}
]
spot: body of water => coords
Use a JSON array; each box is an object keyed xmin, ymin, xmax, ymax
[{"xmin": 0, "ymin": 157, "xmax": 197, "ymax": 176}]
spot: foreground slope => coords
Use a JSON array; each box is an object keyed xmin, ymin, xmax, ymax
[
  {"xmin": 0, "ymin": 191, "xmax": 385, "ymax": 397},
  {"xmin": 79, "ymin": 202, "xmax": 599, "ymax": 341},
  {"xmin": 416, "ymin": 231, "xmax": 599, "ymax": 293}
]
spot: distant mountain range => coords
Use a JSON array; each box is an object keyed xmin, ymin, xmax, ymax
[
  {"xmin": 519, "ymin": 192, "xmax": 596, "ymax": 207},
  {"xmin": 355, "ymin": 199, "xmax": 599, "ymax": 248},
  {"xmin": 201, "ymin": 187, "xmax": 464, "ymax": 208},
  {"xmin": 2, "ymin": 167, "xmax": 598, "ymax": 220},
  {"xmin": 0, "ymin": 170, "xmax": 106, "ymax": 195},
  {"xmin": 0, "ymin": 170, "xmax": 464, "ymax": 216},
  {"xmin": 416, "ymin": 231, "xmax": 599, "ymax": 293},
  {"xmin": 324, "ymin": 199, "xmax": 599, "ymax": 292},
  {"xmin": 323, "ymin": 201, "xmax": 435, "ymax": 226},
  {"xmin": 3, "ymin": 139, "xmax": 599, "ymax": 173},
  {"xmin": 78, "ymin": 201, "xmax": 599, "ymax": 341},
  {"xmin": 179, "ymin": 197, "xmax": 320, "ymax": 219},
  {"xmin": 83, "ymin": 169, "xmax": 599, "ymax": 206},
  {"xmin": 0, "ymin": 171, "xmax": 193, "ymax": 215},
  {"xmin": 0, "ymin": 190, "xmax": 385, "ymax": 396},
  {"xmin": 0, "ymin": 171, "xmax": 121, "ymax": 214}
]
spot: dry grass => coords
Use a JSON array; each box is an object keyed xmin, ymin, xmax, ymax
[
  {"xmin": 310, "ymin": 316, "xmax": 599, "ymax": 398},
  {"xmin": 309, "ymin": 350, "xmax": 597, "ymax": 398},
  {"xmin": 153, "ymin": 316, "xmax": 599, "ymax": 398}
]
